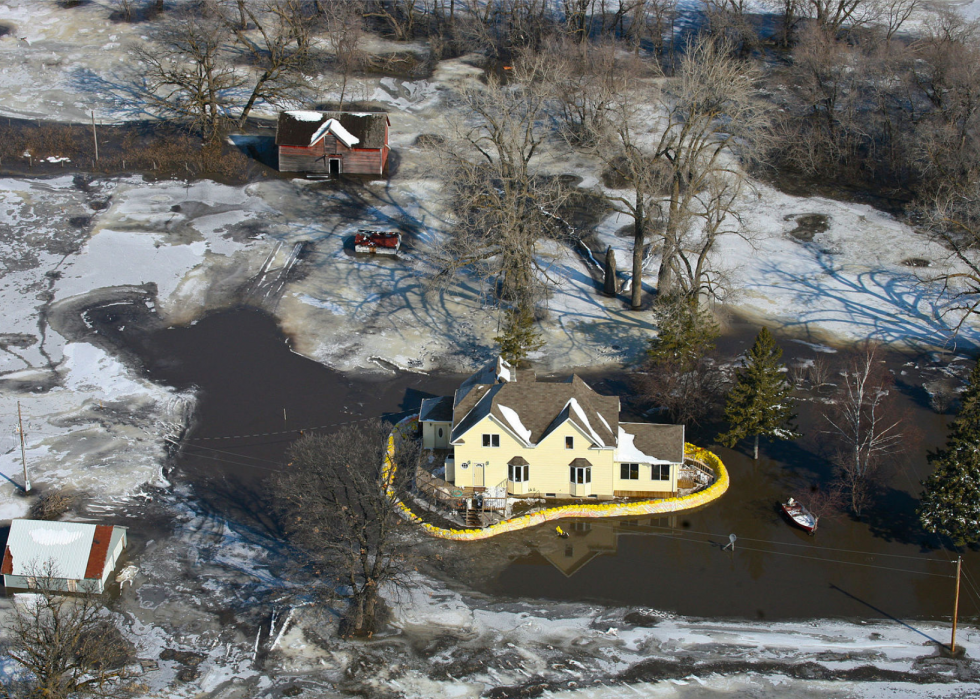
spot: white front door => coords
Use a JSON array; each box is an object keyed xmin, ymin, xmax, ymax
[{"xmin": 570, "ymin": 465, "xmax": 592, "ymax": 497}]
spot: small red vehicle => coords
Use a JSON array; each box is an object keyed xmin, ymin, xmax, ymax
[{"xmin": 353, "ymin": 230, "xmax": 401, "ymax": 255}]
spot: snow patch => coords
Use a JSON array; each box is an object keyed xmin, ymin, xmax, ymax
[
  {"xmin": 614, "ymin": 427, "xmax": 669, "ymax": 464},
  {"xmin": 498, "ymin": 404, "xmax": 532, "ymax": 443},
  {"xmin": 565, "ymin": 397, "xmax": 605, "ymax": 447},
  {"xmin": 29, "ymin": 527, "xmax": 85, "ymax": 546},
  {"xmin": 286, "ymin": 110, "xmax": 325, "ymax": 122}
]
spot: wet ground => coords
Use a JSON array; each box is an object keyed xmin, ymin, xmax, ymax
[{"xmin": 102, "ymin": 305, "xmax": 980, "ymax": 623}]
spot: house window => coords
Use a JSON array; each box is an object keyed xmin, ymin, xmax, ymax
[
  {"xmin": 653, "ymin": 464, "xmax": 671, "ymax": 481},
  {"xmin": 620, "ymin": 463, "xmax": 639, "ymax": 480},
  {"xmin": 570, "ymin": 465, "xmax": 591, "ymax": 484},
  {"xmin": 483, "ymin": 434, "xmax": 500, "ymax": 448},
  {"xmin": 508, "ymin": 463, "xmax": 529, "ymax": 482},
  {"xmin": 438, "ymin": 427, "xmax": 444, "ymax": 438},
  {"xmin": 565, "ymin": 436, "xmax": 574, "ymax": 449}
]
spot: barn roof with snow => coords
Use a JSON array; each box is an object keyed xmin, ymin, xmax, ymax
[
  {"xmin": 276, "ymin": 111, "xmax": 389, "ymax": 149},
  {"xmin": 1, "ymin": 519, "xmax": 127, "ymax": 584}
]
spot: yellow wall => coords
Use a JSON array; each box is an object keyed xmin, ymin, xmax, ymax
[
  {"xmin": 453, "ymin": 415, "xmax": 679, "ymax": 497},
  {"xmin": 611, "ymin": 462, "xmax": 678, "ymax": 494},
  {"xmin": 453, "ymin": 415, "xmax": 615, "ymax": 496}
]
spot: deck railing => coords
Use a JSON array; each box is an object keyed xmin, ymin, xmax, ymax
[{"xmin": 413, "ymin": 468, "xmax": 510, "ymax": 527}]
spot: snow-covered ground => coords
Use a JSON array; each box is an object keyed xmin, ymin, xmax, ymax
[
  {"xmin": 3, "ymin": 490, "xmax": 974, "ymax": 699},
  {"xmin": 1, "ymin": 6, "xmax": 980, "ymax": 697}
]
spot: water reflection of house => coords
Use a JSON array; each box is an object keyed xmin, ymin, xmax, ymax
[
  {"xmin": 538, "ymin": 521, "xmax": 617, "ymax": 577},
  {"xmin": 537, "ymin": 516, "xmax": 678, "ymax": 577}
]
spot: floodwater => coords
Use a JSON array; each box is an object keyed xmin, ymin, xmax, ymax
[{"xmin": 113, "ymin": 306, "xmax": 979, "ymax": 622}]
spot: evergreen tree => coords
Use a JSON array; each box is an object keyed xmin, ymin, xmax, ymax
[
  {"xmin": 648, "ymin": 300, "xmax": 719, "ymax": 373},
  {"xmin": 640, "ymin": 299, "xmax": 722, "ymax": 425},
  {"xmin": 719, "ymin": 327, "xmax": 799, "ymax": 459},
  {"xmin": 918, "ymin": 361, "xmax": 980, "ymax": 545},
  {"xmin": 495, "ymin": 306, "xmax": 543, "ymax": 365}
]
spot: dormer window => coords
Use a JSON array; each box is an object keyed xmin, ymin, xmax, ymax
[
  {"xmin": 483, "ymin": 434, "xmax": 500, "ymax": 448},
  {"xmin": 565, "ymin": 436, "xmax": 574, "ymax": 449}
]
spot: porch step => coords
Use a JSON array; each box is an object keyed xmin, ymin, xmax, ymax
[{"xmin": 465, "ymin": 509, "xmax": 482, "ymax": 528}]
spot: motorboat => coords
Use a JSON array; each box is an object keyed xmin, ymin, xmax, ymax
[{"xmin": 781, "ymin": 497, "xmax": 818, "ymax": 534}]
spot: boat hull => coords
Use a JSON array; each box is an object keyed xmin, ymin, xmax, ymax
[{"xmin": 781, "ymin": 502, "xmax": 818, "ymax": 534}]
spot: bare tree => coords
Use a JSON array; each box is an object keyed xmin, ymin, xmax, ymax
[
  {"xmin": 232, "ymin": 0, "xmax": 317, "ymax": 127},
  {"xmin": 325, "ymin": 0, "xmax": 365, "ymax": 110},
  {"xmin": 701, "ymin": 0, "xmax": 757, "ymax": 54},
  {"xmin": 430, "ymin": 55, "xmax": 569, "ymax": 357},
  {"xmin": 823, "ymin": 342, "xmax": 904, "ymax": 516},
  {"xmin": 4, "ymin": 562, "xmax": 134, "ymax": 698},
  {"xmin": 651, "ymin": 36, "xmax": 769, "ymax": 301},
  {"xmin": 910, "ymin": 12, "xmax": 980, "ymax": 192},
  {"xmin": 135, "ymin": 2, "xmax": 242, "ymax": 144},
  {"xmin": 596, "ymin": 83, "xmax": 668, "ymax": 310},
  {"xmin": 921, "ymin": 181, "xmax": 980, "ymax": 331},
  {"xmin": 544, "ymin": 37, "xmax": 631, "ymax": 146},
  {"xmin": 804, "ymin": 0, "xmax": 880, "ymax": 34},
  {"xmin": 365, "ymin": 0, "xmax": 423, "ymax": 41},
  {"xmin": 274, "ymin": 420, "xmax": 419, "ymax": 637},
  {"xmin": 876, "ymin": 0, "xmax": 919, "ymax": 40}
]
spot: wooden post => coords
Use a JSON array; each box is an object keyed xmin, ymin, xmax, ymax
[
  {"xmin": 952, "ymin": 556, "xmax": 962, "ymax": 654},
  {"xmin": 92, "ymin": 110, "xmax": 98, "ymax": 162},
  {"xmin": 17, "ymin": 401, "xmax": 30, "ymax": 493}
]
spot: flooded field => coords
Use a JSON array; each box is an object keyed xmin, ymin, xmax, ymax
[{"xmin": 107, "ymin": 306, "xmax": 980, "ymax": 623}]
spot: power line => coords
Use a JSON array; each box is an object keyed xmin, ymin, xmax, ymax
[
  {"xmin": 185, "ymin": 411, "xmax": 415, "ymax": 442},
  {"xmin": 180, "ymin": 441, "xmax": 285, "ymax": 465},
  {"xmin": 637, "ymin": 522, "xmax": 952, "ymax": 563},
  {"xmin": 644, "ymin": 530, "xmax": 956, "ymax": 579}
]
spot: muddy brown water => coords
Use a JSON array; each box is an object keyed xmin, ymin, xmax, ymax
[{"xmin": 106, "ymin": 306, "xmax": 979, "ymax": 622}]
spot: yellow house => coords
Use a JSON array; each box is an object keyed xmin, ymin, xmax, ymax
[{"xmin": 419, "ymin": 358, "xmax": 685, "ymax": 500}]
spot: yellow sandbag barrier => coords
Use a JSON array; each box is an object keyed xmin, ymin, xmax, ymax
[{"xmin": 385, "ymin": 417, "xmax": 729, "ymax": 541}]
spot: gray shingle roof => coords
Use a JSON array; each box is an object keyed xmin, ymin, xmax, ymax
[
  {"xmin": 451, "ymin": 373, "xmax": 620, "ymax": 446},
  {"xmin": 620, "ymin": 423, "xmax": 685, "ymax": 464},
  {"xmin": 419, "ymin": 396, "xmax": 454, "ymax": 422}
]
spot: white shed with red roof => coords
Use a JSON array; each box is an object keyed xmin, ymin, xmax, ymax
[{"xmin": 2, "ymin": 519, "xmax": 127, "ymax": 594}]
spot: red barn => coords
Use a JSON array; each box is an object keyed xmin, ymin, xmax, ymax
[{"xmin": 276, "ymin": 110, "xmax": 390, "ymax": 176}]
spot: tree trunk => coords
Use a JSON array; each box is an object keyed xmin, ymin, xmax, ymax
[
  {"xmin": 239, "ymin": 72, "xmax": 271, "ymax": 128},
  {"xmin": 658, "ymin": 180, "xmax": 682, "ymax": 298},
  {"xmin": 362, "ymin": 585, "xmax": 378, "ymax": 634},
  {"xmin": 630, "ymin": 193, "xmax": 644, "ymax": 310},
  {"xmin": 754, "ymin": 434, "xmax": 759, "ymax": 460},
  {"xmin": 604, "ymin": 246, "xmax": 618, "ymax": 296}
]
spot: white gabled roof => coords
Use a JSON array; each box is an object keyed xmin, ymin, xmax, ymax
[
  {"xmin": 3, "ymin": 520, "xmax": 98, "ymax": 579},
  {"xmin": 309, "ymin": 118, "xmax": 360, "ymax": 148}
]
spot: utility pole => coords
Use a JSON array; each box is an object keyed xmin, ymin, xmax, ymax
[
  {"xmin": 952, "ymin": 556, "xmax": 962, "ymax": 654},
  {"xmin": 92, "ymin": 110, "xmax": 98, "ymax": 163},
  {"xmin": 17, "ymin": 401, "xmax": 30, "ymax": 493}
]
